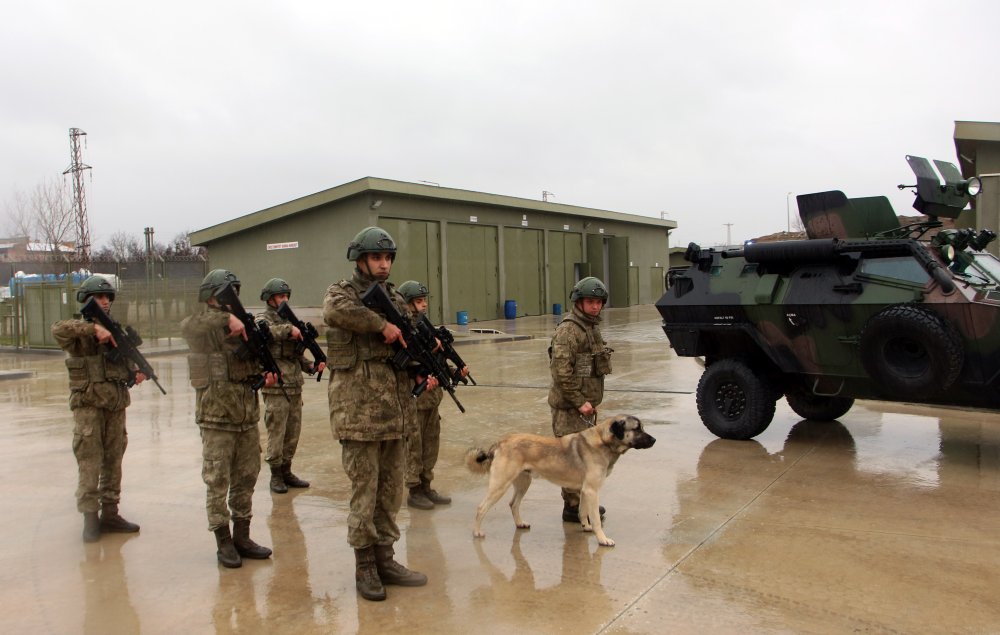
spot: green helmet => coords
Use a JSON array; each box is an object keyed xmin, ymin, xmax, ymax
[
  {"xmin": 76, "ymin": 275, "xmax": 116, "ymax": 303},
  {"xmin": 570, "ymin": 276, "xmax": 609, "ymax": 303},
  {"xmin": 260, "ymin": 278, "xmax": 291, "ymax": 302},
  {"xmin": 398, "ymin": 280, "xmax": 429, "ymax": 303},
  {"xmin": 199, "ymin": 269, "xmax": 240, "ymax": 303},
  {"xmin": 346, "ymin": 226, "xmax": 396, "ymax": 261}
]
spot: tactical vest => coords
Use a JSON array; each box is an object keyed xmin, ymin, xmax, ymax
[
  {"xmin": 64, "ymin": 352, "xmax": 132, "ymax": 390},
  {"xmin": 186, "ymin": 351, "xmax": 260, "ymax": 389},
  {"xmin": 560, "ymin": 313, "xmax": 613, "ymax": 377}
]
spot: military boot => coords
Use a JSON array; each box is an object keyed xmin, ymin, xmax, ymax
[
  {"xmin": 422, "ymin": 480, "xmax": 451, "ymax": 505},
  {"xmin": 281, "ymin": 462, "xmax": 310, "ymax": 488},
  {"xmin": 561, "ymin": 502, "xmax": 606, "ymax": 523},
  {"xmin": 373, "ymin": 544, "xmax": 428, "ymax": 586},
  {"xmin": 354, "ymin": 546, "xmax": 386, "ymax": 601},
  {"xmin": 100, "ymin": 503, "xmax": 140, "ymax": 533},
  {"xmin": 407, "ymin": 486, "xmax": 434, "ymax": 510},
  {"xmin": 82, "ymin": 512, "xmax": 101, "ymax": 543},
  {"xmin": 269, "ymin": 465, "xmax": 288, "ymax": 494},
  {"xmin": 214, "ymin": 525, "xmax": 242, "ymax": 568},
  {"xmin": 232, "ymin": 518, "xmax": 272, "ymax": 559}
]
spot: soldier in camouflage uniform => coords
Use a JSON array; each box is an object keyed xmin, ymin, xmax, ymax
[
  {"xmin": 397, "ymin": 280, "xmax": 461, "ymax": 511},
  {"xmin": 52, "ymin": 275, "xmax": 145, "ymax": 543},
  {"xmin": 323, "ymin": 227, "xmax": 433, "ymax": 602},
  {"xmin": 548, "ymin": 276, "xmax": 613, "ymax": 523},
  {"xmin": 256, "ymin": 278, "xmax": 325, "ymax": 494},
  {"xmin": 181, "ymin": 269, "xmax": 275, "ymax": 568}
]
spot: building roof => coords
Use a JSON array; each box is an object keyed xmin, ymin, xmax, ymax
[
  {"xmin": 190, "ymin": 177, "xmax": 677, "ymax": 245},
  {"xmin": 954, "ymin": 120, "xmax": 1000, "ymax": 178}
]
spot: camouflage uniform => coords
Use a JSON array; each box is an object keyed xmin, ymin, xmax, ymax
[
  {"xmin": 255, "ymin": 305, "xmax": 311, "ymax": 469},
  {"xmin": 52, "ymin": 318, "xmax": 133, "ymax": 514},
  {"xmin": 323, "ymin": 271, "xmax": 417, "ymax": 550},
  {"xmin": 181, "ymin": 305, "xmax": 263, "ymax": 531},
  {"xmin": 548, "ymin": 304, "xmax": 613, "ymax": 506},
  {"xmin": 405, "ymin": 382, "xmax": 444, "ymax": 489}
]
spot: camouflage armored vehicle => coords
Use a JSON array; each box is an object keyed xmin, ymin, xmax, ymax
[{"xmin": 656, "ymin": 156, "xmax": 991, "ymax": 439}]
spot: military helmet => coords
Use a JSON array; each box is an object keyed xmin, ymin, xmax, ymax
[
  {"xmin": 260, "ymin": 278, "xmax": 291, "ymax": 302},
  {"xmin": 398, "ymin": 280, "xmax": 429, "ymax": 303},
  {"xmin": 570, "ymin": 277, "xmax": 609, "ymax": 303},
  {"xmin": 76, "ymin": 275, "xmax": 116, "ymax": 303},
  {"xmin": 199, "ymin": 269, "xmax": 240, "ymax": 303},
  {"xmin": 346, "ymin": 226, "xmax": 396, "ymax": 261}
]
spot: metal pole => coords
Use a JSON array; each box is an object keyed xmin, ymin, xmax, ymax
[{"xmin": 786, "ymin": 192, "xmax": 793, "ymax": 233}]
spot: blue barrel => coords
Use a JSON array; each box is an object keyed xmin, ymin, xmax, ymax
[
  {"xmin": 504, "ymin": 300, "xmax": 517, "ymax": 319},
  {"xmin": 553, "ymin": 303, "xmax": 562, "ymax": 316},
  {"xmin": 456, "ymin": 311, "xmax": 469, "ymax": 325}
]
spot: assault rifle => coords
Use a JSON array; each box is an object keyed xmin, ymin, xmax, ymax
[
  {"xmin": 360, "ymin": 282, "xmax": 466, "ymax": 413},
  {"xmin": 214, "ymin": 283, "xmax": 289, "ymax": 401},
  {"xmin": 416, "ymin": 314, "xmax": 475, "ymax": 387},
  {"xmin": 275, "ymin": 300, "xmax": 327, "ymax": 381},
  {"xmin": 81, "ymin": 297, "xmax": 166, "ymax": 394}
]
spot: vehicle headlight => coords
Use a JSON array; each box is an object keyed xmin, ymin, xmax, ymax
[{"xmin": 959, "ymin": 177, "xmax": 982, "ymax": 197}]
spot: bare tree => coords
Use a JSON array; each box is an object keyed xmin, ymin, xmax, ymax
[
  {"xmin": 107, "ymin": 230, "xmax": 144, "ymax": 261},
  {"xmin": 2, "ymin": 178, "xmax": 75, "ymax": 249}
]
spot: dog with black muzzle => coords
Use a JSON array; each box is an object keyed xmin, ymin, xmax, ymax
[{"xmin": 466, "ymin": 414, "xmax": 655, "ymax": 547}]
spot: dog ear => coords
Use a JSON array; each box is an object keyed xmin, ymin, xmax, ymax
[{"xmin": 611, "ymin": 417, "xmax": 626, "ymax": 440}]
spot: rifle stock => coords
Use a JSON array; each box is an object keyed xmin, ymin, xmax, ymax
[
  {"xmin": 360, "ymin": 283, "xmax": 467, "ymax": 413},
  {"xmin": 80, "ymin": 297, "xmax": 166, "ymax": 394}
]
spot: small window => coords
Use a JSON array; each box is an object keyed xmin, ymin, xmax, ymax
[{"xmin": 859, "ymin": 256, "xmax": 929, "ymax": 285}]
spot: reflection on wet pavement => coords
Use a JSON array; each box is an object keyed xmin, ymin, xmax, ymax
[{"xmin": 3, "ymin": 305, "xmax": 1000, "ymax": 633}]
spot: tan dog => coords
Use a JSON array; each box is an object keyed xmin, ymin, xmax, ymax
[{"xmin": 466, "ymin": 414, "xmax": 656, "ymax": 547}]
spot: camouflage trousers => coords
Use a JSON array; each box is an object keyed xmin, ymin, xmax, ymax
[
  {"xmin": 340, "ymin": 438, "xmax": 404, "ymax": 549},
  {"xmin": 551, "ymin": 406, "xmax": 597, "ymax": 507},
  {"xmin": 262, "ymin": 391, "xmax": 303, "ymax": 467},
  {"xmin": 72, "ymin": 406, "xmax": 128, "ymax": 513},
  {"xmin": 200, "ymin": 426, "xmax": 261, "ymax": 531},
  {"xmin": 405, "ymin": 407, "xmax": 441, "ymax": 488}
]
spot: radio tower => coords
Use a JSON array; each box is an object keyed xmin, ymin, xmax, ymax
[{"xmin": 63, "ymin": 127, "xmax": 92, "ymax": 264}]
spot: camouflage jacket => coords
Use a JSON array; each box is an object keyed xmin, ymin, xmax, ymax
[
  {"xmin": 547, "ymin": 305, "xmax": 612, "ymax": 410},
  {"xmin": 51, "ymin": 317, "xmax": 132, "ymax": 411},
  {"xmin": 255, "ymin": 305, "xmax": 312, "ymax": 394},
  {"xmin": 410, "ymin": 308, "xmax": 444, "ymax": 412},
  {"xmin": 322, "ymin": 271, "xmax": 417, "ymax": 441},
  {"xmin": 180, "ymin": 305, "xmax": 261, "ymax": 431}
]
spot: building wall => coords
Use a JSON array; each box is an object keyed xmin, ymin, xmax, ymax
[{"xmin": 200, "ymin": 189, "xmax": 670, "ymax": 321}]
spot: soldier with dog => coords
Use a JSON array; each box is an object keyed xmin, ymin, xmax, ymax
[{"xmin": 548, "ymin": 276, "xmax": 614, "ymax": 523}]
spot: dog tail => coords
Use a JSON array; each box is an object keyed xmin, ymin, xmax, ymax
[{"xmin": 465, "ymin": 446, "xmax": 494, "ymax": 474}]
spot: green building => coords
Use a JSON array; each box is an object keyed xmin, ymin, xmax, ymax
[{"xmin": 189, "ymin": 178, "xmax": 677, "ymax": 324}]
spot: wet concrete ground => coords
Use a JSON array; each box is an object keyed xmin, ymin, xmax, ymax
[{"xmin": 3, "ymin": 305, "xmax": 1000, "ymax": 634}]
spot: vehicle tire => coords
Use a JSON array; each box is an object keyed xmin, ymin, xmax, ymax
[
  {"xmin": 696, "ymin": 359, "xmax": 776, "ymax": 440},
  {"xmin": 785, "ymin": 391, "xmax": 854, "ymax": 421},
  {"xmin": 859, "ymin": 304, "xmax": 963, "ymax": 398}
]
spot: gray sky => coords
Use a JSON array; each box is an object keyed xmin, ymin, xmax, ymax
[{"xmin": 2, "ymin": 0, "xmax": 998, "ymax": 250}]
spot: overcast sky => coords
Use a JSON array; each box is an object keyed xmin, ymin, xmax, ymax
[{"xmin": 2, "ymin": 1, "xmax": 998, "ymax": 251}]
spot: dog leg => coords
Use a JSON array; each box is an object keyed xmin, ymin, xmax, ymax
[
  {"xmin": 580, "ymin": 482, "xmax": 614, "ymax": 547},
  {"xmin": 473, "ymin": 468, "xmax": 518, "ymax": 539},
  {"xmin": 509, "ymin": 472, "xmax": 532, "ymax": 530}
]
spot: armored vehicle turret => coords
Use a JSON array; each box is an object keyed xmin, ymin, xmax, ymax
[{"xmin": 657, "ymin": 156, "xmax": 992, "ymax": 439}]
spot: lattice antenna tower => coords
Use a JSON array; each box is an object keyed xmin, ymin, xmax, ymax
[{"xmin": 63, "ymin": 127, "xmax": 92, "ymax": 263}]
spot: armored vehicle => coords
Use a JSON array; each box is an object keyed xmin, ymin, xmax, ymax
[{"xmin": 656, "ymin": 156, "xmax": 992, "ymax": 439}]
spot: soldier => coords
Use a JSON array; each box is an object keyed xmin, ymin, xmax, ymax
[
  {"xmin": 323, "ymin": 226, "xmax": 432, "ymax": 601},
  {"xmin": 52, "ymin": 275, "xmax": 144, "ymax": 543},
  {"xmin": 398, "ymin": 280, "xmax": 455, "ymax": 511},
  {"xmin": 548, "ymin": 276, "xmax": 613, "ymax": 523},
  {"xmin": 256, "ymin": 278, "xmax": 325, "ymax": 494},
  {"xmin": 181, "ymin": 269, "xmax": 275, "ymax": 568}
]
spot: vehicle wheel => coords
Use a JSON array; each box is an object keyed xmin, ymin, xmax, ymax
[
  {"xmin": 696, "ymin": 359, "xmax": 776, "ymax": 440},
  {"xmin": 785, "ymin": 391, "xmax": 854, "ymax": 421},
  {"xmin": 859, "ymin": 304, "xmax": 963, "ymax": 397}
]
